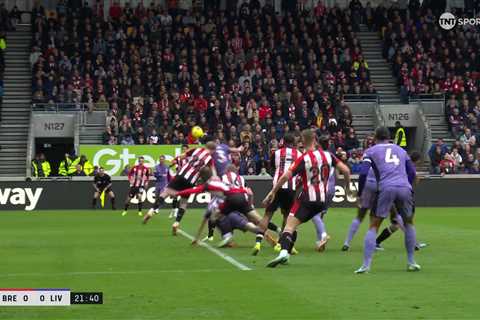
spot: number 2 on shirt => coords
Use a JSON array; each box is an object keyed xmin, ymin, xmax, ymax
[{"xmin": 385, "ymin": 148, "xmax": 400, "ymax": 166}]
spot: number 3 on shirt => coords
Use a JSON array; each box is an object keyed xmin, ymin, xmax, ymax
[{"xmin": 385, "ymin": 148, "xmax": 400, "ymax": 166}]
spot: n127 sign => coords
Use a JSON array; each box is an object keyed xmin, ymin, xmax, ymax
[{"xmin": 44, "ymin": 123, "xmax": 65, "ymax": 131}]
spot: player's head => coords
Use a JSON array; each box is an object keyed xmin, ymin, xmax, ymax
[
  {"xmin": 138, "ymin": 156, "xmax": 145, "ymax": 165},
  {"xmin": 159, "ymin": 155, "xmax": 165, "ymax": 165},
  {"xmin": 301, "ymin": 129, "xmax": 316, "ymax": 150},
  {"xmin": 205, "ymin": 141, "xmax": 217, "ymax": 152},
  {"xmin": 284, "ymin": 133, "xmax": 295, "ymax": 147},
  {"xmin": 198, "ymin": 166, "xmax": 213, "ymax": 183},
  {"xmin": 181, "ymin": 144, "xmax": 188, "ymax": 153},
  {"xmin": 226, "ymin": 164, "xmax": 238, "ymax": 174},
  {"xmin": 318, "ymin": 135, "xmax": 330, "ymax": 150},
  {"xmin": 395, "ymin": 121, "xmax": 402, "ymax": 128},
  {"xmin": 98, "ymin": 167, "xmax": 105, "ymax": 176},
  {"xmin": 374, "ymin": 127, "xmax": 390, "ymax": 142},
  {"xmin": 410, "ymin": 150, "xmax": 422, "ymax": 164}
]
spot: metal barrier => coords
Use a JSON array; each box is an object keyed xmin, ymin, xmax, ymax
[
  {"xmin": 409, "ymin": 93, "xmax": 446, "ymax": 103},
  {"xmin": 344, "ymin": 94, "xmax": 379, "ymax": 103},
  {"xmin": 31, "ymin": 103, "xmax": 106, "ymax": 126},
  {"xmin": 32, "ymin": 103, "xmax": 87, "ymax": 112}
]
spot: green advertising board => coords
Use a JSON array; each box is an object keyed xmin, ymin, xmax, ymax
[{"xmin": 79, "ymin": 145, "xmax": 185, "ymax": 176}]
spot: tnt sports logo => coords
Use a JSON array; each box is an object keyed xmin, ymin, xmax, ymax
[
  {"xmin": 439, "ymin": 12, "xmax": 456, "ymax": 30},
  {"xmin": 439, "ymin": 12, "xmax": 480, "ymax": 30}
]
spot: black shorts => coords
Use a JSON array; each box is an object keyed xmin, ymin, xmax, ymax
[
  {"xmin": 167, "ymin": 176, "xmax": 194, "ymax": 192},
  {"xmin": 220, "ymin": 193, "xmax": 254, "ymax": 216},
  {"xmin": 98, "ymin": 187, "xmax": 112, "ymax": 193},
  {"xmin": 266, "ymin": 188, "xmax": 296, "ymax": 214},
  {"xmin": 289, "ymin": 200, "xmax": 326, "ymax": 223},
  {"xmin": 128, "ymin": 186, "xmax": 143, "ymax": 198}
]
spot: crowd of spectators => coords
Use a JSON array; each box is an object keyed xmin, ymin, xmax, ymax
[
  {"xmin": 374, "ymin": 1, "xmax": 480, "ymax": 174},
  {"xmin": 429, "ymin": 136, "xmax": 480, "ymax": 174},
  {"xmin": 31, "ymin": 0, "xmax": 370, "ymax": 175}
]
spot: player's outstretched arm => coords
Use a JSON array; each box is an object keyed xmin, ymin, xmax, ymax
[
  {"xmin": 229, "ymin": 145, "xmax": 244, "ymax": 154},
  {"xmin": 176, "ymin": 184, "xmax": 207, "ymax": 197},
  {"xmin": 336, "ymin": 161, "xmax": 353, "ymax": 196}
]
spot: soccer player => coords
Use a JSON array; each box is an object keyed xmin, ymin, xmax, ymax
[
  {"xmin": 92, "ymin": 167, "xmax": 115, "ymax": 209},
  {"xmin": 203, "ymin": 163, "xmax": 245, "ymax": 242},
  {"xmin": 354, "ymin": 127, "xmax": 420, "ymax": 274},
  {"xmin": 201, "ymin": 141, "xmax": 245, "ymax": 239},
  {"xmin": 154, "ymin": 155, "xmax": 173, "ymax": 207},
  {"xmin": 169, "ymin": 144, "xmax": 189, "ymax": 218},
  {"xmin": 264, "ymin": 129, "xmax": 353, "ymax": 267},
  {"xmin": 375, "ymin": 151, "xmax": 427, "ymax": 250},
  {"xmin": 144, "ymin": 143, "xmax": 215, "ymax": 234},
  {"xmin": 174, "ymin": 167, "xmax": 265, "ymax": 246},
  {"xmin": 254, "ymin": 133, "xmax": 300, "ymax": 255},
  {"xmin": 122, "ymin": 156, "xmax": 150, "ymax": 217}
]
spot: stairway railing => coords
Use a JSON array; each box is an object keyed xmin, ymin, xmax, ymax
[
  {"xmin": 408, "ymin": 93, "xmax": 446, "ymax": 104},
  {"xmin": 343, "ymin": 93, "xmax": 379, "ymax": 102},
  {"xmin": 416, "ymin": 102, "xmax": 433, "ymax": 161}
]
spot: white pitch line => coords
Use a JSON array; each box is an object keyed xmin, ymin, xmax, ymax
[{"xmin": 177, "ymin": 229, "xmax": 252, "ymax": 271}]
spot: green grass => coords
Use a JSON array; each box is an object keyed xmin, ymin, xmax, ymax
[{"xmin": 0, "ymin": 208, "xmax": 479, "ymax": 319}]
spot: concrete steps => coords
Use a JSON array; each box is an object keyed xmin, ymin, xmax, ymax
[
  {"xmin": 352, "ymin": 114, "xmax": 375, "ymax": 141},
  {"xmin": 357, "ymin": 26, "xmax": 402, "ymax": 105},
  {"xmin": 0, "ymin": 25, "xmax": 32, "ymax": 177},
  {"xmin": 80, "ymin": 126, "xmax": 105, "ymax": 144},
  {"xmin": 425, "ymin": 114, "xmax": 453, "ymax": 145}
]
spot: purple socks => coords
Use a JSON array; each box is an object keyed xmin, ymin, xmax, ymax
[
  {"xmin": 362, "ymin": 228, "xmax": 377, "ymax": 268},
  {"xmin": 344, "ymin": 217, "xmax": 361, "ymax": 246},
  {"xmin": 404, "ymin": 224, "xmax": 417, "ymax": 264},
  {"xmin": 312, "ymin": 214, "xmax": 326, "ymax": 240}
]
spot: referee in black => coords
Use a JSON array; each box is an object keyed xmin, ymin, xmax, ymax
[{"xmin": 92, "ymin": 167, "xmax": 116, "ymax": 209}]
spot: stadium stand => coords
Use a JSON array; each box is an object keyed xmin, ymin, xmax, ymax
[
  {"xmin": 379, "ymin": 5, "xmax": 480, "ymax": 173},
  {"xmin": 31, "ymin": 1, "xmax": 370, "ymax": 175}
]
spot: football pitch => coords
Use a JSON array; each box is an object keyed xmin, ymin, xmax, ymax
[{"xmin": 0, "ymin": 208, "xmax": 479, "ymax": 319}]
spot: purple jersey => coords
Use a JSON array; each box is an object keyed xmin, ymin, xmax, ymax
[
  {"xmin": 154, "ymin": 164, "xmax": 171, "ymax": 192},
  {"xmin": 363, "ymin": 143, "xmax": 412, "ymax": 190},
  {"xmin": 213, "ymin": 144, "xmax": 231, "ymax": 177}
]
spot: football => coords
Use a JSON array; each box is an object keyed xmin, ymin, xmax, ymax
[{"xmin": 191, "ymin": 126, "xmax": 204, "ymax": 139}]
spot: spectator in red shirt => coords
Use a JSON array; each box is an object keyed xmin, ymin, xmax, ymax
[
  {"xmin": 193, "ymin": 94, "xmax": 208, "ymax": 113},
  {"xmin": 258, "ymin": 97, "xmax": 272, "ymax": 120},
  {"xmin": 109, "ymin": 1, "xmax": 122, "ymax": 19}
]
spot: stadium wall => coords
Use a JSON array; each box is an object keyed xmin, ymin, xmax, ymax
[{"xmin": 0, "ymin": 176, "xmax": 479, "ymax": 211}]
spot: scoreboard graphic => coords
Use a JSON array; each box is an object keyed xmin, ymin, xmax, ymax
[{"xmin": 0, "ymin": 289, "xmax": 102, "ymax": 306}]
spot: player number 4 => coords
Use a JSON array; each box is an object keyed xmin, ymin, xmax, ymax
[{"xmin": 385, "ymin": 148, "xmax": 400, "ymax": 166}]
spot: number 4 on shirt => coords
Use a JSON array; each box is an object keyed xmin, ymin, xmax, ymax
[{"xmin": 385, "ymin": 148, "xmax": 400, "ymax": 166}]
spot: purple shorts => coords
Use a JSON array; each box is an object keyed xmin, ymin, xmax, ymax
[
  {"xmin": 216, "ymin": 211, "xmax": 248, "ymax": 234},
  {"xmin": 374, "ymin": 186, "xmax": 413, "ymax": 219},
  {"xmin": 360, "ymin": 182, "xmax": 377, "ymax": 209}
]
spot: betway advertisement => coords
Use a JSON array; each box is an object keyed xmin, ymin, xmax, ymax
[
  {"xmin": 79, "ymin": 145, "xmax": 185, "ymax": 176},
  {"xmin": 2, "ymin": 178, "xmax": 480, "ymax": 211}
]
